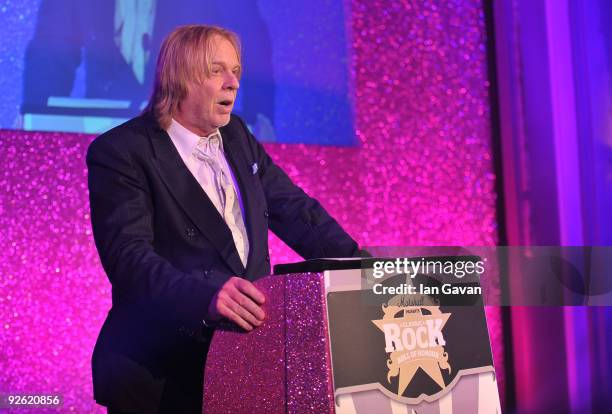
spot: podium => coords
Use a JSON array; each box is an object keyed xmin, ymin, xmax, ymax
[{"xmin": 203, "ymin": 258, "xmax": 501, "ymax": 413}]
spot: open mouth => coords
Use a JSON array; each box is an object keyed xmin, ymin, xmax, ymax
[{"xmin": 218, "ymin": 99, "xmax": 233, "ymax": 107}]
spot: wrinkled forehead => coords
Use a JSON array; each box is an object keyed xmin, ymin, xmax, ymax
[{"xmin": 207, "ymin": 34, "xmax": 240, "ymax": 61}]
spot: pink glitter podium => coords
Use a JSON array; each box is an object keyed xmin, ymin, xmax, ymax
[
  {"xmin": 203, "ymin": 261, "xmax": 501, "ymax": 414},
  {"xmin": 203, "ymin": 272, "xmax": 333, "ymax": 414}
]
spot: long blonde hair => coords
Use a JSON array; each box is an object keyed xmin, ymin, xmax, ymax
[{"xmin": 145, "ymin": 25, "xmax": 241, "ymax": 129}]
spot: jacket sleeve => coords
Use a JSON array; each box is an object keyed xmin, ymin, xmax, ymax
[
  {"xmin": 237, "ymin": 118, "xmax": 360, "ymax": 259},
  {"xmin": 87, "ymin": 136, "xmax": 223, "ymax": 331}
]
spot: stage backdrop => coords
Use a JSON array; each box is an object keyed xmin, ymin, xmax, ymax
[
  {"xmin": 0, "ymin": 1, "xmax": 501, "ymax": 412},
  {"xmin": 1, "ymin": 0, "xmax": 354, "ymax": 145}
]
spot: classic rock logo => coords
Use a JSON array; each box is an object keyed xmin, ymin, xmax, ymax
[{"xmin": 371, "ymin": 303, "xmax": 452, "ymax": 397}]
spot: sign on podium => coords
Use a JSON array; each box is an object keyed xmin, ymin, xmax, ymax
[{"xmin": 204, "ymin": 257, "xmax": 501, "ymax": 414}]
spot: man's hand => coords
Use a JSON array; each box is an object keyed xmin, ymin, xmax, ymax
[{"xmin": 207, "ymin": 277, "xmax": 266, "ymax": 331}]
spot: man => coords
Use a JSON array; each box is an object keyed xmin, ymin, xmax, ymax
[{"xmin": 87, "ymin": 25, "xmax": 360, "ymax": 413}]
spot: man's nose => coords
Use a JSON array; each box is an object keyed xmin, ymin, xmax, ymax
[{"xmin": 224, "ymin": 73, "xmax": 240, "ymax": 90}]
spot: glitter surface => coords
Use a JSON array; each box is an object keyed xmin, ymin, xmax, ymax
[
  {"xmin": 204, "ymin": 273, "xmax": 333, "ymax": 414},
  {"xmin": 203, "ymin": 275, "xmax": 286, "ymax": 414},
  {"xmin": 0, "ymin": 0, "xmax": 503, "ymax": 411},
  {"xmin": 0, "ymin": 131, "xmax": 105, "ymax": 413},
  {"xmin": 285, "ymin": 273, "xmax": 334, "ymax": 414}
]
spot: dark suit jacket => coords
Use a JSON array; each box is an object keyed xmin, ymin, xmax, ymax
[{"xmin": 87, "ymin": 112, "xmax": 359, "ymax": 413}]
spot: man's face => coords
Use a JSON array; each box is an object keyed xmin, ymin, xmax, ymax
[{"xmin": 176, "ymin": 35, "xmax": 241, "ymax": 136}]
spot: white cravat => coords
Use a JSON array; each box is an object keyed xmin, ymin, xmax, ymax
[
  {"xmin": 193, "ymin": 132, "xmax": 230, "ymax": 213},
  {"xmin": 166, "ymin": 119, "xmax": 249, "ymax": 267}
]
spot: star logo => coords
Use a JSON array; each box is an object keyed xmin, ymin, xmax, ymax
[{"xmin": 372, "ymin": 305, "xmax": 452, "ymax": 396}]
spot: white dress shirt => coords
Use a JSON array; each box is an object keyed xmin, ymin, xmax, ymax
[{"xmin": 166, "ymin": 118, "xmax": 249, "ymax": 266}]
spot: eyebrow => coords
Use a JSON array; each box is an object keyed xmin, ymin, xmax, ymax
[{"xmin": 211, "ymin": 61, "xmax": 241, "ymax": 69}]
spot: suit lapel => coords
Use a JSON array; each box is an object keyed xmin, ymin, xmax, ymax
[{"xmin": 145, "ymin": 119, "xmax": 245, "ymax": 276}]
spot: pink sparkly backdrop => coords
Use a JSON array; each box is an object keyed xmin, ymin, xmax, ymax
[{"xmin": 0, "ymin": 1, "xmax": 501, "ymax": 412}]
